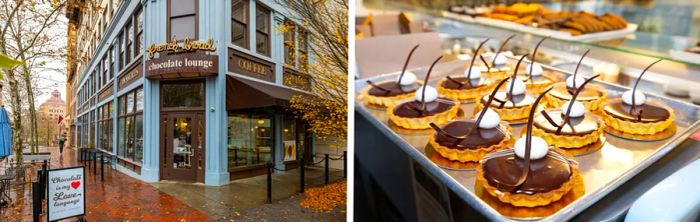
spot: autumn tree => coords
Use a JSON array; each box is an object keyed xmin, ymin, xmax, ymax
[
  {"xmin": 275, "ymin": 0, "xmax": 348, "ymax": 145},
  {"xmin": 0, "ymin": 0, "xmax": 67, "ymax": 160}
]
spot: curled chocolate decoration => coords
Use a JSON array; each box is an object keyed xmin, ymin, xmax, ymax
[
  {"xmin": 397, "ymin": 44, "xmax": 420, "ymax": 85},
  {"xmin": 555, "ymin": 74, "xmax": 600, "ymax": 134},
  {"xmin": 420, "ymin": 56, "xmax": 444, "ymax": 112},
  {"xmin": 631, "ymin": 59, "xmax": 663, "ymax": 112},
  {"xmin": 366, "ymin": 80, "xmax": 389, "ymax": 92},
  {"xmin": 492, "ymin": 34, "xmax": 516, "ymax": 67},
  {"xmin": 479, "ymin": 55, "xmax": 491, "ymax": 72},
  {"xmin": 466, "ymin": 38, "xmax": 490, "ymax": 79},
  {"xmin": 429, "ymin": 77, "xmax": 512, "ymax": 140},
  {"xmin": 527, "ymin": 36, "xmax": 549, "ymax": 83},
  {"xmin": 507, "ymin": 54, "xmax": 530, "ymax": 97},
  {"xmin": 512, "ymin": 87, "xmax": 553, "ymax": 191},
  {"xmin": 571, "ymin": 49, "xmax": 591, "ymax": 89}
]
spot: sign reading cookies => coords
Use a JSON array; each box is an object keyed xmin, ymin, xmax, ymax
[{"xmin": 229, "ymin": 48, "xmax": 275, "ymax": 82}]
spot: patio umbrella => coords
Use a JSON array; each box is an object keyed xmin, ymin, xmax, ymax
[{"xmin": 0, "ymin": 106, "xmax": 12, "ymax": 157}]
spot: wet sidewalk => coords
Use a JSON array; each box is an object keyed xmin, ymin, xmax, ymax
[
  {"xmin": 1, "ymin": 147, "xmax": 210, "ymax": 221},
  {"xmin": 0, "ymin": 146, "xmax": 346, "ymax": 221}
]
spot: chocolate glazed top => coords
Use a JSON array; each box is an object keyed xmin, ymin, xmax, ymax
[
  {"xmin": 368, "ymin": 81, "xmax": 422, "ymax": 97},
  {"xmin": 483, "ymin": 154, "xmax": 572, "ymax": 195},
  {"xmin": 440, "ymin": 77, "xmax": 491, "ymax": 90},
  {"xmin": 549, "ymin": 82, "xmax": 603, "ymax": 101},
  {"xmin": 604, "ymin": 99, "xmax": 671, "ymax": 123},
  {"xmin": 534, "ymin": 111, "xmax": 599, "ymax": 135},
  {"xmin": 433, "ymin": 121, "xmax": 507, "ymax": 150},
  {"xmin": 393, "ymin": 99, "xmax": 456, "ymax": 118},
  {"xmin": 481, "ymin": 91, "xmax": 535, "ymax": 108}
]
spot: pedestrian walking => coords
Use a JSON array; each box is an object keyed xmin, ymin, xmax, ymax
[{"xmin": 58, "ymin": 133, "xmax": 66, "ymax": 154}]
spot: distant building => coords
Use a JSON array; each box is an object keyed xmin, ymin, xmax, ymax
[{"xmin": 38, "ymin": 90, "xmax": 67, "ymax": 145}]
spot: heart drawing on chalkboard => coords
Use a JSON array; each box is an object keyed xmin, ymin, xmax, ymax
[{"xmin": 71, "ymin": 181, "xmax": 81, "ymax": 189}]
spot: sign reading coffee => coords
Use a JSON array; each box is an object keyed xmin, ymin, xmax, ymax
[
  {"xmin": 145, "ymin": 38, "xmax": 219, "ymax": 79},
  {"xmin": 47, "ymin": 166, "xmax": 85, "ymax": 221},
  {"xmin": 230, "ymin": 48, "xmax": 275, "ymax": 82}
]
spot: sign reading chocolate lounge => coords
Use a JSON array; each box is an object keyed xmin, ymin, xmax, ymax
[{"xmin": 145, "ymin": 38, "xmax": 219, "ymax": 79}]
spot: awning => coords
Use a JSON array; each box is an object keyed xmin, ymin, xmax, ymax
[{"xmin": 226, "ymin": 74, "xmax": 313, "ymax": 110}]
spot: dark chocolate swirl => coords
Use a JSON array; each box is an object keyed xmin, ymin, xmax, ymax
[
  {"xmin": 483, "ymin": 154, "xmax": 572, "ymax": 195},
  {"xmin": 367, "ymin": 81, "xmax": 421, "ymax": 97},
  {"xmin": 393, "ymin": 99, "xmax": 456, "ymax": 118},
  {"xmin": 603, "ymin": 99, "xmax": 670, "ymax": 123},
  {"xmin": 433, "ymin": 121, "xmax": 507, "ymax": 150}
]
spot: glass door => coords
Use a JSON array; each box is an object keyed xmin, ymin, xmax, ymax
[{"xmin": 161, "ymin": 113, "xmax": 203, "ymax": 182}]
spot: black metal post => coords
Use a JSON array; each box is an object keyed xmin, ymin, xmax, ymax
[
  {"xmin": 32, "ymin": 181, "xmax": 40, "ymax": 222},
  {"xmin": 343, "ymin": 151, "xmax": 347, "ymax": 178},
  {"xmin": 267, "ymin": 162, "xmax": 272, "ymax": 204},
  {"xmin": 299, "ymin": 156, "xmax": 305, "ymax": 193},
  {"xmin": 234, "ymin": 149, "xmax": 238, "ymax": 166},
  {"xmin": 324, "ymin": 154, "xmax": 329, "ymax": 184},
  {"xmin": 92, "ymin": 151, "xmax": 96, "ymax": 175},
  {"xmin": 80, "ymin": 149, "xmax": 84, "ymax": 163},
  {"xmin": 100, "ymin": 154, "xmax": 104, "ymax": 181}
]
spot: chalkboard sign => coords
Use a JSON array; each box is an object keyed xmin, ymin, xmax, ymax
[{"xmin": 47, "ymin": 166, "xmax": 86, "ymax": 221}]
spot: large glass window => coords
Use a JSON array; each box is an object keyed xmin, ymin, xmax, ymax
[
  {"xmin": 227, "ymin": 114, "xmax": 273, "ymax": 170},
  {"xmin": 98, "ymin": 102, "xmax": 113, "ymax": 152},
  {"xmin": 161, "ymin": 82, "xmax": 204, "ymax": 108},
  {"xmin": 232, "ymin": 0, "xmax": 248, "ymax": 48},
  {"xmin": 169, "ymin": 0, "xmax": 196, "ymax": 41},
  {"xmin": 117, "ymin": 87, "xmax": 144, "ymax": 163},
  {"xmin": 119, "ymin": 32, "xmax": 125, "ymax": 70},
  {"xmin": 255, "ymin": 5, "xmax": 270, "ymax": 56}
]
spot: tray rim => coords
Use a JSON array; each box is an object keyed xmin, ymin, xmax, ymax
[{"xmin": 354, "ymin": 58, "xmax": 700, "ymax": 221}]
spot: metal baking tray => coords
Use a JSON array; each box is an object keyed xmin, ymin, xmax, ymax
[{"xmin": 355, "ymin": 59, "xmax": 700, "ymax": 221}]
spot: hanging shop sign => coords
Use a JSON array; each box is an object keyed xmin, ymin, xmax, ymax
[
  {"xmin": 145, "ymin": 38, "xmax": 219, "ymax": 79},
  {"xmin": 47, "ymin": 166, "xmax": 86, "ymax": 221},
  {"xmin": 229, "ymin": 48, "xmax": 275, "ymax": 82},
  {"xmin": 146, "ymin": 38, "xmax": 216, "ymax": 59}
]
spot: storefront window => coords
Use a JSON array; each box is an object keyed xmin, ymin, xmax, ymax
[
  {"xmin": 232, "ymin": 0, "xmax": 248, "ymax": 48},
  {"xmin": 282, "ymin": 118, "xmax": 297, "ymax": 161},
  {"xmin": 255, "ymin": 5, "xmax": 270, "ymax": 56},
  {"xmin": 227, "ymin": 114, "xmax": 273, "ymax": 170},
  {"xmin": 161, "ymin": 82, "xmax": 204, "ymax": 108},
  {"xmin": 117, "ymin": 87, "xmax": 144, "ymax": 163},
  {"xmin": 98, "ymin": 102, "xmax": 113, "ymax": 152}
]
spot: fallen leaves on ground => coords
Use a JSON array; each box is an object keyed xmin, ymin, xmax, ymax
[{"xmin": 299, "ymin": 180, "xmax": 347, "ymax": 212}]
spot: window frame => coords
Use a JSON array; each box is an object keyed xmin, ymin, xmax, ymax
[
  {"xmin": 232, "ymin": 0, "xmax": 249, "ymax": 48},
  {"xmin": 254, "ymin": 4, "xmax": 271, "ymax": 56},
  {"xmin": 167, "ymin": 0, "xmax": 199, "ymax": 42},
  {"xmin": 117, "ymin": 87, "xmax": 144, "ymax": 163}
]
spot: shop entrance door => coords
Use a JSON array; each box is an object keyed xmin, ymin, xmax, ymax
[{"xmin": 160, "ymin": 112, "xmax": 205, "ymax": 182}]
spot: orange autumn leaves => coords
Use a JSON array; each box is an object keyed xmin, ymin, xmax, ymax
[{"xmin": 299, "ymin": 180, "xmax": 347, "ymax": 212}]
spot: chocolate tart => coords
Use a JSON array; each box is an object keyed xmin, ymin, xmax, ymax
[
  {"xmin": 429, "ymin": 120, "xmax": 513, "ymax": 163},
  {"xmin": 474, "ymin": 55, "xmax": 539, "ymax": 122},
  {"xmin": 545, "ymin": 82, "xmax": 607, "ymax": 111},
  {"xmin": 480, "ymin": 35, "xmax": 516, "ymax": 81},
  {"xmin": 475, "ymin": 88, "xmax": 582, "ymax": 208},
  {"xmin": 438, "ymin": 39, "xmax": 497, "ymax": 102},
  {"xmin": 387, "ymin": 98, "xmax": 460, "ymax": 130},
  {"xmin": 362, "ymin": 81, "xmax": 423, "ymax": 107},
  {"xmin": 522, "ymin": 72, "xmax": 561, "ymax": 94},
  {"xmin": 600, "ymin": 98, "xmax": 675, "ymax": 135},
  {"xmin": 476, "ymin": 149, "xmax": 580, "ymax": 207},
  {"xmin": 532, "ymin": 111, "xmax": 603, "ymax": 149},
  {"xmin": 599, "ymin": 59, "xmax": 675, "ymax": 137}
]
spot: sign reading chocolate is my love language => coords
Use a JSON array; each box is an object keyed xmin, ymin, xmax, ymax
[{"xmin": 47, "ymin": 166, "xmax": 85, "ymax": 221}]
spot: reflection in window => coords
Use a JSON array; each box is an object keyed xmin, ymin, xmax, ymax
[
  {"xmin": 117, "ymin": 87, "xmax": 144, "ymax": 163},
  {"xmin": 169, "ymin": 0, "xmax": 196, "ymax": 41},
  {"xmin": 232, "ymin": 0, "xmax": 248, "ymax": 48},
  {"xmin": 255, "ymin": 5, "xmax": 270, "ymax": 56},
  {"xmin": 227, "ymin": 114, "xmax": 273, "ymax": 170}
]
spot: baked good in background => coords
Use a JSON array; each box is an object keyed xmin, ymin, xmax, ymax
[
  {"xmin": 599, "ymin": 59, "xmax": 676, "ymax": 137},
  {"xmin": 475, "ymin": 54, "xmax": 541, "ymax": 122},
  {"xmin": 363, "ymin": 45, "xmax": 424, "ymax": 107},
  {"xmin": 438, "ymin": 39, "xmax": 498, "ymax": 102},
  {"xmin": 545, "ymin": 49, "xmax": 608, "ymax": 111},
  {"xmin": 388, "ymin": 56, "xmax": 461, "ymax": 129},
  {"xmin": 480, "ymin": 34, "xmax": 517, "ymax": 80}
]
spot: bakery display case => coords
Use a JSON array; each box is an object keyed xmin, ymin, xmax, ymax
[{"xmin": 355, "ymin": 1, "xmax": 700, "ymax": 221}]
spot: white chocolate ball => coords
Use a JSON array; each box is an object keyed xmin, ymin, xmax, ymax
[
  {"xmin": 493, "ymin": 54, "xmax": 508, "ymax": 66},
  {"xmin": 514, "ymin": 136, "xmax": 549, "ymax": 160},
  {"xmin": 566, "ymin": 76, "xmax": 586, "ymax": 89},
  {"xmin": 505, "ymin": 78, "xmax": 526, "ymax": 95},
  {"xmin": 561, "ymin": 101, "xmax": 585, "ymax": 117},
  {"xmin": 464, "ymin": 66, "xmax": 484, "ymax": 79},
  {"xmin": 415, "ymin": 86, "xmax": 438, "ymax": 102},
  {"xmin": 478, "ymin": 108, "xmax": 501, "ymax": 129},
  {"xmin": 396, "ymin": 72, "xmax": 417, "ymax": 86},
  {"xmin": 622, "ymin": 90, "xmax": 646, "ymax": 106},
  {"xmin": 526, "ymin": 63, "xmax": 544, "ymax": 76}
]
